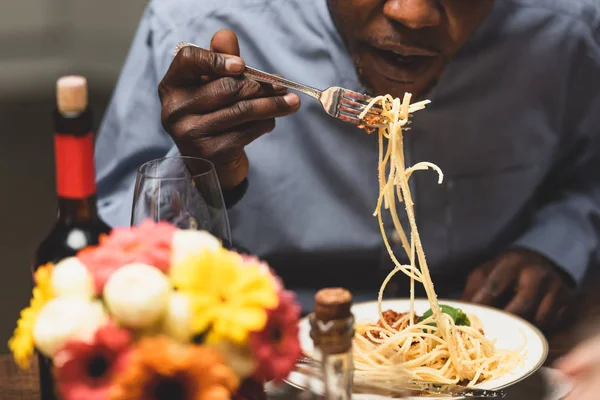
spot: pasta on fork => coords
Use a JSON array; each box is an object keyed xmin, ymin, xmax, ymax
[{"xmin": 354, "ymin": 94, "xmax": 523, "ymax": 386}]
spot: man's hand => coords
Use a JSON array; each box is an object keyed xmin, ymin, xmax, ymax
[
  {"xmin": 158, "ymin": 29, "xmax": 301, "ymax": 190},
  {"xmin": 461, "ymin": 249, "xmax": 574, "ymax": 330},
  {"xmin": 555, "ymin": 335, "xmax": 600, "ymax": 400}
]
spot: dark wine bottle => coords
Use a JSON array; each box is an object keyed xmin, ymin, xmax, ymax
[{"xmin": 33, "ymin": 76, "xmax": 111, "ymax": 400}]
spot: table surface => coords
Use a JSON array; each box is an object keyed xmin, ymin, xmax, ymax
[
  {"xmin": 1, "ymin": 289, "xmax": 597, "ymax": 400},
  {"xmin": 0, "ymin": 354, "xmax": 567, "ymax": 400}
]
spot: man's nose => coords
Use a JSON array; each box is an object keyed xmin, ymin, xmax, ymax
[{"xmin": 383, "ymin": 0, "xmax": 442, "ymax": 29}]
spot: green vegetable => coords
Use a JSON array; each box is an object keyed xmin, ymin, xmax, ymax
[{"xmin": 418, "ymin": 305, "xmax": 471, "ymax": 327}]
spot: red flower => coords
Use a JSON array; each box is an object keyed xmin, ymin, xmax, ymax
[
  {"xmin": 78, "ymin": 220, "xmax": 176, "ymax": 294},
  {"xmin": 249, "ymin": 290, "xmax": 302, "ymax": 382},
  {"xmin": 53, "ymin": 321, "xmax": 132, "ymax": 400}
]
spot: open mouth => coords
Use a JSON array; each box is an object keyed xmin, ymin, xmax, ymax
[
  {"xmin": 376, "ymin": 48, "xmax": 435, "ymax": 76},
  {"xmin": 378, "ymin": 48, "xmax": 434, "ymax": 66},
  {"xmin": 365, "ymin": 45, "xmax": 439, "ymax": 84}
]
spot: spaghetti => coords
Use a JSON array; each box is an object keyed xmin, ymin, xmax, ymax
[{"xmin": 354, "ymin": 94, "xmax": 522, "ymax": 386}]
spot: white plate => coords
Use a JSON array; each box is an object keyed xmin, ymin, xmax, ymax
[{"xmin": 286, "ymin": 298, "xmax": 549, "ymax": 399}]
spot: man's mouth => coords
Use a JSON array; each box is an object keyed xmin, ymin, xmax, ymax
[{"xmin": 365, "ymin": 44, "xmax": 439, "ymax": 83}]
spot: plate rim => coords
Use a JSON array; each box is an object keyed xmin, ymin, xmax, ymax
[{"xmin": 286, "ymin": 298, "xmax": 549, "ymax": 395}]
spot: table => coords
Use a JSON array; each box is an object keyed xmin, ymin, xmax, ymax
[
  {"xmin": 1, "ymin": 288, "xmax": 597, "ymax": 400},
  {"xmin": 0, "ymin": 353, "xmax": 564, "ymax": 400},
  {"xmin": 266, "ymin": 368, "xmax": 569, "ymax": 400}
]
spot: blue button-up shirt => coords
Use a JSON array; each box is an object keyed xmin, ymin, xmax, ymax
[{"xmin": 95, "ymin": 0, "xmax": 600, "ymax": 309}]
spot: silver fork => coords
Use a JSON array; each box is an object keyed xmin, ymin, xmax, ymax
[
  {"xmin": 243, "ymin": 66, "xmax": 387, "ymax": 129},
  {"xmin": 175, "ymin": 42, "xmax": 386, "ymax": 129}
]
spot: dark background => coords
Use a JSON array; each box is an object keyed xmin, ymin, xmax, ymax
[{"xmin": 0, "ymin": 0, "xmax": 147, "ymax": 351}]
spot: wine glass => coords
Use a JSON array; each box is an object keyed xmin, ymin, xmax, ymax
[{"xmin": 131, "ymin": 156, "xmax": 232, "ymax": 246}]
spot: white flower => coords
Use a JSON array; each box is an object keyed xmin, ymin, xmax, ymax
[
  {"xmin": 33, "ymin": 298, "xmax": 107, "ymax": 357},
  {"xmin": 171, "ymin": 230, "xmax": 221, "ymax": 265},
  {"xmin": 51, "ymin": 257, "xmax": 94, "ymax": 299},
  {"xmin": 162, "ymin": 292, "xmax": 193, "ymax": 342},
  {"xmin": 103, "ymin": 263, "xmax": 170, "ymax": 329}
]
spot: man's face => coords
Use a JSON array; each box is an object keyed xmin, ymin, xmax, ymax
[{"xmin": 328, "ymin": 0, "xmax": 494, "ymax": 98}]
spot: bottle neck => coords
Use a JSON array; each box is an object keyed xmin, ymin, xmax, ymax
[
  {"xmin": 53, "ymin": 108, "xmax": 98, "ymax": 223},
  {"xmin": 57, "ymin": 196, "xmax": 98, "ymax": 223}
]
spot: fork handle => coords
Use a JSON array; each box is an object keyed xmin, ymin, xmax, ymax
[{"xmin": 244, "ymin": 66, "xmax": 322, "ymax": 101}]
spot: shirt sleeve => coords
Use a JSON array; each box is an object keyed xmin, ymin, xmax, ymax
[
  {"xmin": 513, "ymin": 25, "xmax": 600, "ymax": 285},
  {"xmin": 95, "ymin": 5, "xmax": 176, "ymax": 228}
]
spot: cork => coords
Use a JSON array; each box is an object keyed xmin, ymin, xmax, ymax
[
  {"xmin": 314, "ymin": 287, "xmax": 352, "ymax": 322},
  {"xmin": 56, "ymin": 76, "xmax": 88, "ymax": 114}
]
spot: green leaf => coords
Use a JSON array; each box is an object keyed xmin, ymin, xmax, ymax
[{"xmin": 418, "ymin": 304, "xmax": 471, "ymax": 327}]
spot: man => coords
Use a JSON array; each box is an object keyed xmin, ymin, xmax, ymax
[{"xmin": 95, "ymin": 0, "xmax": 600, "ymax": 327}]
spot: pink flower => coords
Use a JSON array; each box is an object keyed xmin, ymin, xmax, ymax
[
  {"xmin": 53, "ymin": 321, "xmax": 132, "ymax": 400},
  {"xmin": 78, "ymin": 220, "xmax": 176, "ymax": 293},
  {"xmin": 249, "ymin": 290, "xmax": 302, "ymax": 382}
]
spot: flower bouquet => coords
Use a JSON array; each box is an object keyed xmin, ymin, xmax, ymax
[{"xmin": 9, "ymin": 220, "xmax": 302, "ymax": 400}]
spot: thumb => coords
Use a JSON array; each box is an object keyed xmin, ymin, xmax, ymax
[{"xmin": 210, "ymin": 29, "xmax": 241, "ymax": 56}]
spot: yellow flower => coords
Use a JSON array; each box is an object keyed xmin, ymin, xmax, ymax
[
  {"xmin": 170, "ymin": 249, "xmax": 278, "ymax": 344},
  {"xmin": 8, "ymin": 263, "xmax": 55, "ymax": 369}
]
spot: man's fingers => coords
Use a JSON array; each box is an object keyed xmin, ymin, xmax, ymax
[
  {"xmin": 472, "ymin": 253, "xmax": 521, "ymax": 306},
  {"xmin": 210, "ymin": 29, "xmax": 241, "ymax": 56},
  {"xmin": 460, "ymin": 263, "xmax": 490, "ymax": 301},
  {"xmin": 556, "ymin": 336, "xmax": 600, "ymax": 376},
  {"xmin": 534, "ymin": 278, "xmax": 567, "ymax": 329},
  {"xmin": 196, "ymin": 119, "xmax": 277, "ymax": 159},
  {"xmin": 504, "ymin": 265, "xmax": 549, "ymax": 318},
  {"xmin": 534, "ymin": 289, "xmax": 559, "ymax": 330},
  {"xmin": 161, "ymin": 46, "xmax": 245, "ymax": 89},
  {"xmin": 163, "ymin": 78, "xmax": 287, "ymax": 122},
  {"xmin": 175, "ymin": 94, "xmax": 300, "ymax": 135}
]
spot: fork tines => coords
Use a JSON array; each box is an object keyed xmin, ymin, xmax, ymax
[
  {"xmin": 343, "ymin": 91, "xmax": 384, "ymax": 111},
  {"xmin": 338, "ymin": 91, "xmax": 385, "ymax": 128},
  {"xmin": 340, "ymin": 90, "xmax": 414, "ymax": 129}
]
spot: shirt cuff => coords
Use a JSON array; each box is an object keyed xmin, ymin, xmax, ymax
[
  {"xmin": 222, "ymin": 178, "xmax": 249, "ymax": 209},
  {"xmin": 512, "ymin": 211, "xmax": 593, "ymax": 286}
]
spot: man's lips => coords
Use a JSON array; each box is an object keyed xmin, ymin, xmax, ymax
[
  {"xmin": 364, "ymin": 44, "xmax": 439, "ymax": 83},
  {"xmin": 371, "ymin": 42, "xmax": 440, "ymax": 57}
]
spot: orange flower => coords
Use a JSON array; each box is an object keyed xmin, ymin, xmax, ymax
[{"xmin": 110, "ymin": 336, "xmax": 239, "ymax": 400}]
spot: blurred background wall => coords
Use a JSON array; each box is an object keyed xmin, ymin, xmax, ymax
[{"xmin": 0, "ymin": 0, "xmax": 148, "ymax": 351}]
